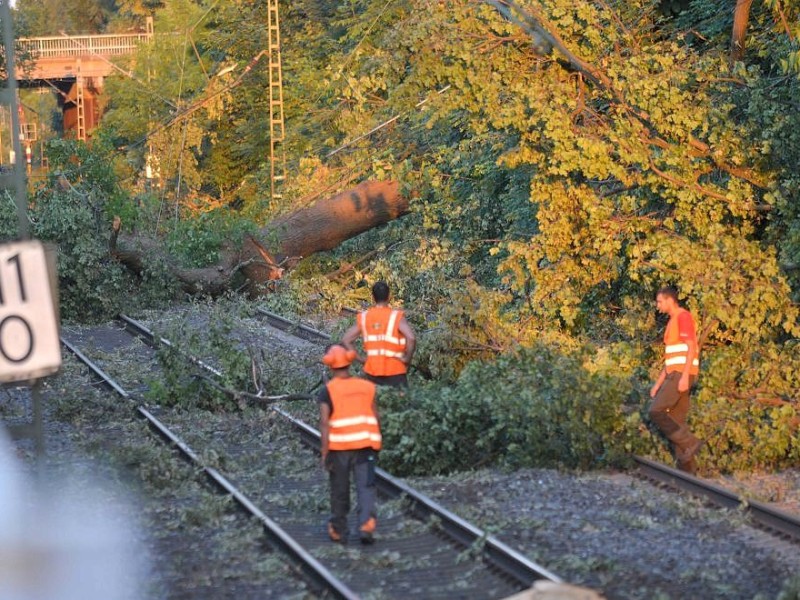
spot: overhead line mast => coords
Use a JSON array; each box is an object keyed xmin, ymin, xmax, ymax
[{"xmin": 267, "ymin": 0, "xmax": 286, "ymax": 201}]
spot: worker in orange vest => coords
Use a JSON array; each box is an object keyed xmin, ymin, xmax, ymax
[
  {"xmin": 342, "ymin": 281, "xmax": 416, "ymax": 388},
  {"xmin": 319, "ymin": 344, "xmax": 381, "ymax": 544},
  {"xmin": 649, "ymin": 286, "xmax": 704, "ymax": 474}
]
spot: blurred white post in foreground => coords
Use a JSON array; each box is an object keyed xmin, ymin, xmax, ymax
[{"xmin": 0, "ymin": 429, "xmax": 148, "ymax": 600}]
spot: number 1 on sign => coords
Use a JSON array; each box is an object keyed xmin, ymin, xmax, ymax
[{"xmin": 0, "ymin": 253, "xmax": 27, "ymax": 305}]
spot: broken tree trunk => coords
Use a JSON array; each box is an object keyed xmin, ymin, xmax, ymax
[
  {"xmin": 110, "ymin": 179, "xmax": 408, "ymax": 295},
  {"xmin": 266, "ymin": 179, "xmax": 406, "ymax": 259}
]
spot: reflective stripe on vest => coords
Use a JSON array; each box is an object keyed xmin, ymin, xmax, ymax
[
  {"xmin": 359, "ymin": 307, "xmax": 407, "ymax": 376},
  {"xmin": 327, "ymin": 377, "xmax": 381, "ymax": 451},
  {"xmin": 329, "ymin": 415, "xmax": 379, "ymax": 428},
  {"xmin": 329, "ymin": 431, "xmax": 383, "ymax": 444},
  {"xmin": 663, "ymin": 310, "xmax": 699, "ymax": 374}
]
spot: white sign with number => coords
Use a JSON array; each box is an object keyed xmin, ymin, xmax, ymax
[{"xmin": 0, "ymin": 241, "xmax": 61, "ymax": 383}]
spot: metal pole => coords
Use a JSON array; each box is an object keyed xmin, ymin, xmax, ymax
[
  {"xmin": 0, "ymin": 106, "xmax": 4, "ymax": 164},
  {"xmin": 1, "ymin": 3, "xmax": 45, "ymax": 460},
  {"xmin": 1, "ymin": 0, "xmax": 29, "ymax": 240},
  {"xmin": 31, "ymin": 379, "xmax": 44, "ymax": 455}
]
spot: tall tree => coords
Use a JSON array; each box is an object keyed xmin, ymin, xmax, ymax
[{"xmin": 15, "ymin": 0, "xmax": 115, "ymax": 35}]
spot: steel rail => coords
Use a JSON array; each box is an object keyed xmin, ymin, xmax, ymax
[
  {"xmin": 123, "ymin": 311, "xmax": 562, "ymax": 586},
  {"xmin": 274, "ymin": 406, "xmax": 563, "ymax": 587},
  {"xmin": 61, "ymin": 331, "xmax": 359, "ymax": 600},
  {"xmin": 634, "ymin": 456, "xmax": 800, "ymax": 542},
  {"xmin": 255, "ymin": 307, "xmax": 332, "ymax": 343},
  {"xmin": 118, "ymin": 314, "xmax": 224, "ymax": 377}
]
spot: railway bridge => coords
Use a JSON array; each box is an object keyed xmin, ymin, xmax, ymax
[{"xmin": 15, "ymin": 23, "xmax": 152, "ymax": 143}]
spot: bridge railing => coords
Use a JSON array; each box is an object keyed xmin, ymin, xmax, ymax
[{"xmin": 16, "ymin": 33, "xmax": 152, "ymax": 58}]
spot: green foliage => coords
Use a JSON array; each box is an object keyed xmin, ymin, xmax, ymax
[
  {"xmin": 256, "ymin": 278, "xmax": 313, "ymax": 320},
  {"xmin": 17, "ymin": 0, "xmax": 800, "ymax": 474},
  {"xmin": 31, "ymin": 181, "xmax": 130, "ymax": 320},
  {"xmin": 297, "ymin": 0, "xmax": 798, "ymax": 474},
  {"xmin": 0, "ymin": 193, "xmax": 20, "ymax": 240},
  {"xmin": 776, "ymin": 574, "xmax": 800, "ymax": 600},
  {"xmin": 165, "ymin": 209, "xmax": 254, "ymax": 268},
  {"xmin": 679, "ymin": 0, "xmax": 800, "ymax": 74},
  {"xmin": 410, "ymin": 277, "xmax": 524, "ymax": 383},
  {"xmin": 691, "ymin": 343, "xmax": 800, "ymax": 471},
  {"xmin": 4, "ymin": 138, "xmax": 180, "ymax": 321},
  {"xmin": 380, "ymin": 342, "xmax": 644, "ymax": 475},
  {"xmin": 14, "ymin": 0, "xmax": 115, "ymax": 35},
  {"xmin": 147, "ymin": 309, "xmax": 252, "ymax": 411},
  {"xmin": 100, "ymin": 0, "xmax": 220, "ymax": 201},
  {"xmin": 24, "ymin": 139, "xmax": 128, "ymax": 320}
]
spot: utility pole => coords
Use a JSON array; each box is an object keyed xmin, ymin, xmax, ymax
[
  {"xmin": 0, "ymin": 105, "xmax": 4, "ymax": 165},
  {"xmin": 1, "ymin": 0, "xmax": 28, "ymax": 239},
  {"xmin": 267, "ymin": 0, "xmax": 285, "ymax": 202}
]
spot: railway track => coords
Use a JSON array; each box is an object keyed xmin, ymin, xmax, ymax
[
  {"xmin": 60, "ymin": 330, "xmax": 356, "ymax": 599},
  {"xmin": 633, "ymin": 455, "xmax": 800, "ymax": 543},
  {"xmin": 61, "ymin": 315, "xmax": 562, "ymax": 598},
  {"xmin": 255, "ymin": 307, "xmax": 333, "ymax": 344}
]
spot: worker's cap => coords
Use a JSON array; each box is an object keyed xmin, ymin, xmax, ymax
[{"xmin": 322, "ymin": 345, "xmax": 357, "ymax": 369}]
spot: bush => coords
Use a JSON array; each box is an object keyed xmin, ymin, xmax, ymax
[
  {"xmin": 691, "ymin": 343, "xmax": 800, "ymax": 472},
  {"xmin": 378, "ymin": 336, "xmax": 800, "ymax": 475},
  {"xmin": 32, "ymin": 186, "xmax": 131, "ymax": 320},
  {"xmin": 379, "ymin": 342, "xmax": 644, "ymax": 475},
  {"xmin": 0, "ymin": 139, "xmax": 183, "ymax": 321}
]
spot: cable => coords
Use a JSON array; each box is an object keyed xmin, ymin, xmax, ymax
[
  {"xmin": 324, "ymin": 85, "xmax": 450, "ymax": 159},
  {"xmin": 117, "ymin": 50, "xmax": 267, "ymax": 154}
]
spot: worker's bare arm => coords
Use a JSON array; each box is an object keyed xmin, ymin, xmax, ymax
[
  {"xmin": 341, "ymin": 323, "xmax": 366, "ymax": 363},
  {"xmin": 398, "ymin": 317, "xmax": 416, "ymax": 365}
]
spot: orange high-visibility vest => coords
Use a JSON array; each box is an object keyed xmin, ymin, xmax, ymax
[
  {"xmin": 664, "ymin": 308, "xmax": 699, "ymax": 375},
  {"xmin": 327, "ymin": 377, "xmax": 381, "ymax": 451},
  {"xmin": 359, "ymin": 306, "xmax": 407, "ymax": 377}
]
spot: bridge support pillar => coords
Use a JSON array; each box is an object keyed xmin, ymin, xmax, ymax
[{"xmin": 61, "ymin": 77, "xmax": 101, "ymax": 141}]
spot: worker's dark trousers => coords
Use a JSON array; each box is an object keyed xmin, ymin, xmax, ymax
[
  {"xmin": 365, "ymin": 373, "xmax": 408, "ymax": 389},
  {"xmin": 327, "ymin": 448, "xmax": 377, "ymax": 537},
  {"xmin": 649, "ymin": 372, "xmax": 699, "ymax": 463}
]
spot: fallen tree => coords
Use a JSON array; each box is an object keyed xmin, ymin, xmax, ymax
[{"xmin": 110, "ymin": 179, "xmax": 408, "ymax": 295}]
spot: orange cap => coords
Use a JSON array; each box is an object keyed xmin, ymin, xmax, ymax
[{"xmin": 322, "ymin": 345, "xmax": 357, "ymax": 369}]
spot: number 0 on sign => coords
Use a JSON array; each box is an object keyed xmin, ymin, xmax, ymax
[{"xmin": 0, "ymin": 241, "xmax": 61, "ymax": 382}]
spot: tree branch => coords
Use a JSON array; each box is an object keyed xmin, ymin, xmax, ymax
[
  {"xmin": 731, "ymin": 0, "xmax": 755, "ymax": 62},
  {"xmin": 485, "ymin": 0, "xmax": 770, "ymax": 191}
]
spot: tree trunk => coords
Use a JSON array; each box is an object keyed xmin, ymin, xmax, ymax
[
  {"xmin": 731, "ymin": 0, "xmax": 755, "ymax": 62},
  {"xmin": 266, "ymin": 179, "xmax": 405, "ymax": 260},
  {"xmin": 110, "ymin": 179, "xmax": 408, "ymax": 295}
]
